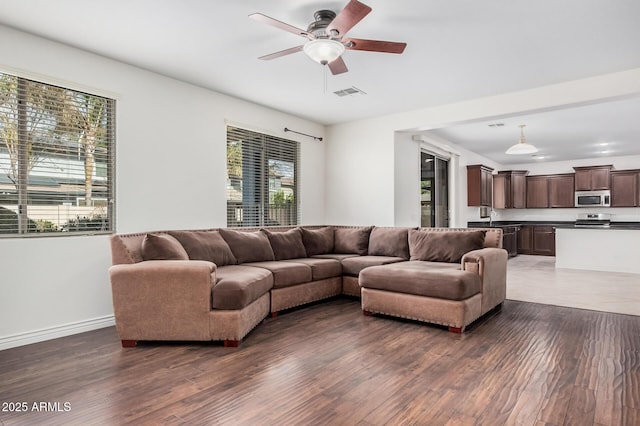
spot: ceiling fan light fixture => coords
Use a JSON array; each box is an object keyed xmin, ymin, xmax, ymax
[
  {"xmin": 303, "ymin": 39, "xmax": 345, "ymax": 65},
  {"xmin": 505, "ymin": 124, "xmax": 538, "ymax": 155}
]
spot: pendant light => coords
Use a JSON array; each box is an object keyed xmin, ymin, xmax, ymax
[{"xmin": 505, "ymin": 124, "xmax": 538, "ymax": 155}]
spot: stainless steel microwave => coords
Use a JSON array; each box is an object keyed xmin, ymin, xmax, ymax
[{"xmin": 575, "ymin": 190, "xmax": 611, "ymax": 207}]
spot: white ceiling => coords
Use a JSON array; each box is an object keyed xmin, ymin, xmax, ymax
[{"xmin": 1, "ymin": 0, "xmax": 639, "ymax": 164}]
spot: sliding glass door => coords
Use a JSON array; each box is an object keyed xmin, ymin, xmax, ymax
[{"xmin": 421, "ymin": 151, "xmax": 449, "ymax": 228}]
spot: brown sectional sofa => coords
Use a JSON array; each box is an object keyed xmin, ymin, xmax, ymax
[{"xmin": 109, "ymin": 225, "xmax": 506, "ymax": 347}]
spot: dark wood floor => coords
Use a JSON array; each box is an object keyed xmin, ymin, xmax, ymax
[{"xmin": 1, "ymin": 298, "xmax": 639, "ymax": 426}]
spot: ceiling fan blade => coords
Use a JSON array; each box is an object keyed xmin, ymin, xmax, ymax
[
  {"xmin": 344, "ymin": 38, "xmax": 407, "ymax": 54},
  {"xmin": 249, "ymin": 13, "xmax": 312, "ymax": 38},
  {"xmin": 258, "ymin": 45, "xmax": 304, "ymax": 60},
  {"xmin": 328, "ymin": 56, "xmax": 348, "ymax": 75},
  {"xmin": 326, "ymin": 0, "xmax": 372, "ymax": 37}
]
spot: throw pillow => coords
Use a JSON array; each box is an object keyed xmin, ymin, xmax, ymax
[
  {"xmin": 368, "ymin": 227, "xmax": 412, "ymax": 259},
  {"xmin": 219, "ymin": 229, "xmax": 275, "ymax": 263},
  {"xmin": 409, "ymin": 230, "xmax": 486, "ymax": 263},
  {"xmin": 262, "ymin": 228, "xmax": 307, "ymax": 260},
  {"xmin": 168, "ymin": 230, "xmax": 237, "ymax": 266},
  {"xmin": 140, "ymin": 233, "xmax": 189, "ymax": 261},
  {"xmin": 333, "ymin": 226, "xmax": 373, "ymax": 255},
  {"xmin": 300, "ymin": 227, "xmax": 334, "ymax": 256}
]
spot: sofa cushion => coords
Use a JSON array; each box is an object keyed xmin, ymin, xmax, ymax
[
  {"xmin": 140, "ymin": 233, "xmax": 189, "ymax": 261},
  {"xmin": 168, "ymin": 230, "xmax": 237, "ymax": 266},
  {"xmin": 262, "ymin": 228, "xmax": 307, "ymax": 260},
  {"xmin": 301, "ymin": 227, "xmax": 334, "ymax": 256},
  {"xmin": 359, "ymin": 263, "xmax": 481, "ymax": 301},
  {"xmin": 282, "ymin": 258, "xmax": 342, "ymax": 280},
  {"xmin": 219, "ymin": 229, "xmax": 275, "ymax": 263},
  {"xmin": 341, "ymin": 255, "xmax": 406, "ymax": 276},
  {"xmin": 213, "ymin": 265, "xmax": 273, "ymax": 310},
  {"xmin": 368, "ymin": 227, "xmax": 412, "ymax": 259},
  {"xmin": 334, "ymin": 226, "xmax": 373, "ymax": 255},
  {"xmin": 244, "ymin": 261, "xmax": 312, "ymax": 288},
  {"xmin": 312, "ymin": 253, "xmax": 360, "ymax": 261},
  {"xmin": 409, "ymin": 230, "xmax": 486, "ymax": 263}
]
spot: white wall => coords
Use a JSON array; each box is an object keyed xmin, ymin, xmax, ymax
[
  {"xmin": 325, "ymin": 68, "xmax": 640, "ymax": 228},
  {"xmin": 0, "ymin": 25, "xmax": 326, "ymax": 349}
]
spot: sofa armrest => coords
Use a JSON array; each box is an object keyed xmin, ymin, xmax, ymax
[
  {"xmin": 109, "ymin": 260, "xmax": 217, "ymax": 341},
  {"xmin": 461, "ymin": 247, "xmax": 508, "ymax": 313}
]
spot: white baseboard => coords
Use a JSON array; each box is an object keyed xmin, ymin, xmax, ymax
[{"xmin": 0, "ymin": 315, "xmax": 115, "ymax": 351}]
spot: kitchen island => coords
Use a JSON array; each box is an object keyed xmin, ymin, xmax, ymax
[
  {"xmin": 469, "ymin": 220, "xmax": 640, "ymax": 274},
  {"xmin": 555, "ymin": 225, "xmax": 640, "ymax": 274}
]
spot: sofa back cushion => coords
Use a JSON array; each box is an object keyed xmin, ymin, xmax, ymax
[
  {"xmin": 409, "ymin": 229, "xmax": 486, "ymax": 263},
  {"xmin": 334, "ymin": 226, "xmax": 373, "ymax": 255},
  {"xmin": 168, "ymin": 230, "xmax": 237, "ymax": 266},
  {"xmin": 219, "ymin": 229, "xmax": 275, "ymax": 263},
  {"xmin": 368, "ymin": 227, "xmax": 412, "ymax": 260},
  {"xmin": 140, "ymin": 233, "xmax": 189, "ymax": 261},
  {"xmin": 262, "ymin": 228, "xmax": 307, "ymax": 260},
  {"xmin": 300, "ymin": 227, "xmax": 334, "ymax": 256}
]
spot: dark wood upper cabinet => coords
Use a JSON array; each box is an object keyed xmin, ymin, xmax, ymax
[
  {"xmin": 493, "ymin": 170, "xmax": 528, "ymax": 209},
  {"xmin": 526, "ymin": 176, "xmax": 549, "ymax": 208},
  {"xmin": 548, "ymin": 174, "xmax": 575, "ymax": 208},
  {"xmin": 467, "ymin": 165, "xmax": 493, "ymax": 207},
  {"xmin": 611, "ymin": 170, "xmax": 639, "ymax": 207},
  {"xmin": 573, "ymin": 165, "xmax": 612, "ymax": 190}
]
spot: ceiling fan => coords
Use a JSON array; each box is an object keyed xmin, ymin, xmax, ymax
[{"xmin": 249, "ymin": 0, "xmax": 407, "ymax": 75}]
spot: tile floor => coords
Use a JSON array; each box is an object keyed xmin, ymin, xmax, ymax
[{"xmin": 507, "ymin": 254, "xmax": 640, "ymax": 316}]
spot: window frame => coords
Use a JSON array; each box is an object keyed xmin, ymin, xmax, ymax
[
  {"xmin": 0, "ymin": 70, "xmax": 116, "ymax": 237},
  {"xmin": 226, "ymin": 125, "xmax": 300, "ymax": 227}
]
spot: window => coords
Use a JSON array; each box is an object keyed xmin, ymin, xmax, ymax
[
  {"xmin": 226, "ymin": 126, "xmax": 299, "ymax": 227},
  {"xmin": 0, "ymin": 72, "xmax": 115, "ymax": 236},
  {"xmin": 421, "ymin": 151, "xmax": 449, "ymax": 228}
]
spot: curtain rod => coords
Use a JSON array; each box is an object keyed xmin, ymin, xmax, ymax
[{"xmin": 284, "ymin": 127, "xmax": 323, "ymax": 142}]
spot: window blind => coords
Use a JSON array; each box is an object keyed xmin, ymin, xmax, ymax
[
  {"xmin": 0, "ymin": 72, "xmax": 115, "ymax": 236},
  {"xmin": 226, "ymin": 126, "xmax": 299, "ymax": 227}
]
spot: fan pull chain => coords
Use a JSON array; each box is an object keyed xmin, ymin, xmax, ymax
[{"xmin": 323, "ymin": 65, "xmax": 328, "ymax": 94}]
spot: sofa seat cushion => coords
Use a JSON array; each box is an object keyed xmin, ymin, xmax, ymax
[
  {"xmin": 282, "ymin": 258, "xmax": 342, "ymax": 280},
  {"xmin": 359, "ymin": 263, "xmax": 481, "ymax": 301},
  {"xmin": 312, "ymin": 253, "xmax": 359, "ymax": 261},
  {"xmin": 213, "ymin": 265, "xmax": 274, "ymax": 310},
  {"xmin": 244, "ymin": 261, "xmax": 312, "ymax": 288},
  {"xmin": 341, "ymin": 255, "xmax": 406, "ymax": 277}
]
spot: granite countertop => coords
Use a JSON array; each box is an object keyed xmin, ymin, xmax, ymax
[{"xmin": 468, "ymin": 221, "xmax": 640, "ymax": 230}]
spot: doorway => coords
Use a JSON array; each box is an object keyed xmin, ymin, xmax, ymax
[{"xmin": 421, "ymin": 151, "xmax": 449, "ymax": 227}]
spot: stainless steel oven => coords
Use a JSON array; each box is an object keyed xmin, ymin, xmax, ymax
[{"xmin": 575, "ymin": 190, "xmax": 611, "ymax": 207}]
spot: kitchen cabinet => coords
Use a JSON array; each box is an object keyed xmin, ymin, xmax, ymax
[
  {"xmin": 493, "ymin": 170, "xmax": 527, "ymax": 209},
  {"xmin": 501, "ymin": 226, "xmax": 519, "ymax": 257},
  {"xmin": 467, "ymin": 165, "xmax": 493, "ymax": 207},
  {"xmin": 611, "ymin": 170, "xmax": 639, "ymax": 207},
  {"xmin": 548, "ymin": 174, "xmax": 575, "ymax": 208},
  {"xmin": 526, "ymin": 176, "xmax": 549, "ymax": 208},
  {"xmin": 518, "ymin": 225, "xmax": 555, "ymax": 256},
  {"xmin": 573, "ymin": 165, "xmax": 612, "ymax": 191},
  {"xmin": 526, "ymin": 174, "xmax": 574, "ymax": 208}
]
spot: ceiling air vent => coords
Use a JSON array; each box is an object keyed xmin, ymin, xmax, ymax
[{"xmin": 333, "ymin": 86, "xmax": 367, "ymax": 97}]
